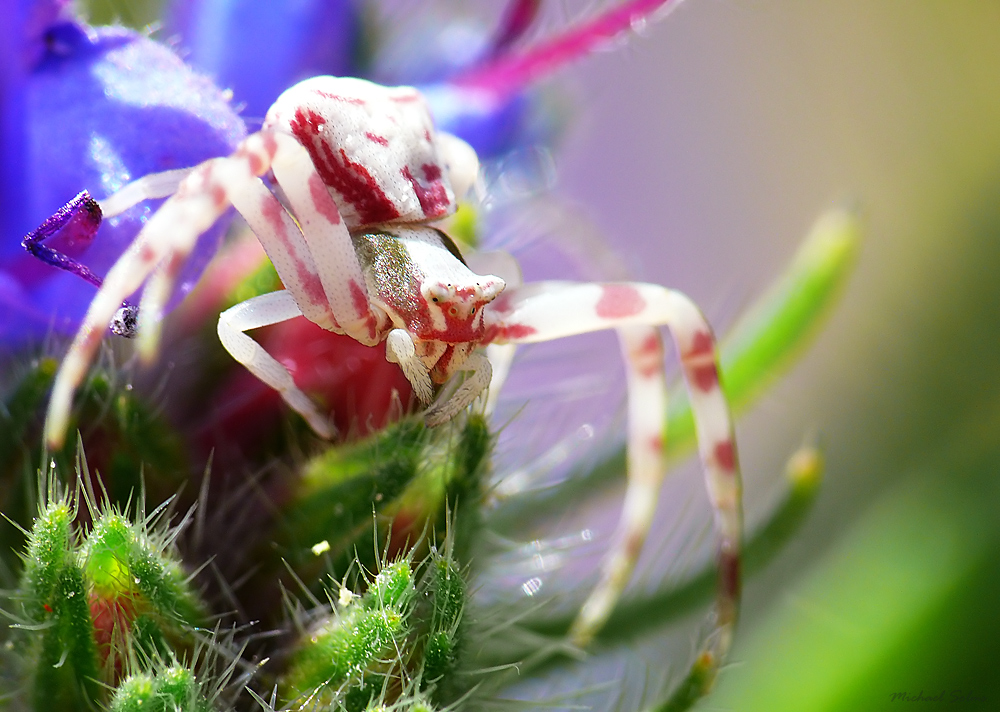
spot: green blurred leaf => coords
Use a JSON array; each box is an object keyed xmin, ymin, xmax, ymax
[{"xmin": 706, "ymin": 415, "xmax": 1000, "ymax": 712}]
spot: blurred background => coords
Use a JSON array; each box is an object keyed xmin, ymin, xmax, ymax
[
  {"xmin": 545, "ymin": 3, "xmax": 1000, "ymax": 710},
  {"xmin": 70, "ymin": 1, "xmax": 1000, "ymax": 708}
]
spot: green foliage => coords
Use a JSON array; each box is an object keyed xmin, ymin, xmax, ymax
[
  {"xmin": 110, "ymin": 664, "xmax": 211, "ymax": 712},
  {"xmin": 0, "ymin": 359, "xmax": 189, "ymax": 565},
  {"xmin": 6, "ymin": 481, "xmax": 206, "ymax": 711},
  {"xmin": 281, "ymin": 546, "xmax": 472, "ymax": 712},
  {"xmin": 282, "ymin": 562, "xmax": 416, "ymax": 708},
  {"xmin": 278, "ymin": 414, "xmax": 492, "ymax": 585},
  {"xmin": 21, "ymin": 498, "xmax": 73, "ymax": 621},
  {"xmin": 419, "ymin": 552, "xmax": 465, "ymax": 697}
]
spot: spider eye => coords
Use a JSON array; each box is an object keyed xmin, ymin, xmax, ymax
[{"xmin": 431, "ymin": 297, "xmax": 439, "ymax": 302}]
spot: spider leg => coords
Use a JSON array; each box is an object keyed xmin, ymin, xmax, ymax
[
  {"xmin": 99, "ymin": 167, "xmax": 194, "ymax": 218},
  {"xmin": 44, "ymin": 132, "xmax": 331, "ymax": 448},
  {"xmin": 385, "ymin": 329, "xmax": 434, "ymax": 404},
  {"xmin": 436, "ymin": 132, "xmax": 480, "ymax": 202},
  {"xmin": 45, "ymin": 164, "xmax": 237, "ymax": 447},
  {"xmin": 571, "ymin": 324, "xmax": 668, "ymax": 645},
  {"xmin": 217, "ymin": 290, "xmax": 335, "ymax": 439},
  {"xmin": 490, "ymin": 281, "xmax": 742, "ymax": 651},
  {"xmin": 423, "ymin": 350, "xmax": 493, "ymax": 427},
  {"xmin": 466, "ymin": 250, "xmax": 522, "ymax": 413},
  {"xmin": 266, "ymin": 132, "xmax": 383, "ymax": 345}
]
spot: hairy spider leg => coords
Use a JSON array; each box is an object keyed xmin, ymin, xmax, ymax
[
  {"xmin": 44, "ymin": 131, "xmax": 338, "ymax": 448},
  {"xmin": 217, "ymin": 290, "xmax": 334, "ymax": 438},
  {"xmin": 98, "ymin": 168, "xmax": 194, "ymax": 219},
  {"xmin": 423, "ymin": 351, "xmax": 493, "ymax": 426},
  {"xmin": 487, "ymin": 281, "xmax": 742, "ymax": 651},
  {"xmin": 262, "ymin": 132, "xmax": 384, "ymax": 345},
  {"xmin": 571, "ymin": 324, "xmax": 669, "ymax": 645}
]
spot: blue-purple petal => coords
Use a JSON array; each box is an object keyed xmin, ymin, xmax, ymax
[
  {"xmin": 3, "ymin": 22, "xmax": 245, "ymax": 342},
  {"xmin": 420, "ymin": 82, "xmax": 544, "ymax": 160},
  {"xmin": 167, "ymin": 0, "xmax": 358, "ymax": 123}
]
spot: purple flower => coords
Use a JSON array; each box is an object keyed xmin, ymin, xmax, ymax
[
  {"xmin": 1, "ymin": 3, "xmax": 245, "ymax": 343},
  {"xmin": 166, "ymin": 0, "xmax": 359, "ymax": 123}
]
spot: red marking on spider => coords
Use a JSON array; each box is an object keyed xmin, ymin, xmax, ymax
[
  {"xmin": 499, "ymin": 323, "xmax": 537, "ymax": 340},
  {"xmin": 430, "ymin": 312, "xmax": 485, "ymax": 344},
  {"xmin": 308, "ymin": 173, "xmax": 341, "ymax": 225},
  {"xmin": 631, "ymin": 332, "xmax": 663, "ymax": 378},
  {"xmin": 719, "ymin": 549, "xmax": 742, "ymax": 601},
  {"xmin": 648, "ymin": 434, "xmax": 664, "ymax": 453},
  {"xmin": 688, "ymin": 361, "xmax": 719, "ymax": 393},
  {"xmin": 314, "ymin": 89, "xmax": 365, "ymax": 105},
  {"xmin": 262, "ymin": 132, "xmax": 278, "ymax": 159},
  {"xmin": 139, "ymin": 244, "xmax": 156, "ymax": 264},
  {"xmin": 82, "ymin": 328, "xmax": 103, "ymax": 351},
  {"xmin": 623, "ymin": 530, "xmax": 646, "ymax": 560},
  {"xmin": 238, "ymin": 143, "xmax": 265, "ymax": 175},
  {"xmin": 714, "ymin": 440, "xmax": 735, "ymax": 472},
  {"xmin": 422, "ymin": 163, "xmax": 442, "ymax": 181},
  {"xmin": 430, "ymin": 344, "xmax": 457, "ymax": 383},
  {"xmin": 210, "ymin": 184, "xmax": 226, "ymax": 208},
  {"xmin": 686, "ymin": 330, "xmax": 714, "ymax": 358},
  {"xmin": 596, "ymin": 284, "xmax": 645, "ymax": 319},
  {"xmin": 365, "ymin": 131, "xmax": 389, "ymax": 146},
  {"xmin": 43, "ymin": 603, "xmax": 52, "ymax": 613},
  {"xmin": 290, "ymin": 108, "xmax": 401, "ymax": 224},
  {"xmin": 682, "ymin": 331, "xmax": 720, "ymax": 392},
  {"xmin": 261, "ymin": 195, "xmax": 287, "ymax": 238},
  {"xmin": 349, "ymin": 279, "xmax": 377, "ymax": 340},
  {"xmin": 261, "ymin": 196, "xmax": 327, "ymax": 305},
  {"xmin": 164, "ymin": 251, "xmax": 186, "ymax": 280},
  {"xmin": 401, "ymin": 165, "xmax": 450, "ymax": 218},
  {"xmin": 391, "ymin": 93, "xmax": 421, "ymax": 103}
]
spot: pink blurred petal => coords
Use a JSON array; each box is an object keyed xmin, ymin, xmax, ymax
[
  {"xmin": 485, "ymin": 0, "xmax": 542, "ymax": 59},
  {"xmin": 451, "ymin": 0, "xmax": 685, "ymax": 100}
]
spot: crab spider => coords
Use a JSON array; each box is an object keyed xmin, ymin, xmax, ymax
[{"xmin": 34, "ymin": 76, "xmax": 742, "ymax": 648}]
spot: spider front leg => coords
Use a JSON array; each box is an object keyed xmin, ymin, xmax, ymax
[
  {"xmin": 44, "ymin": 132, "xmax": 328, "ymax": 448},
  {"xmin": 424, "ymin": 349, "xmax": 493, "ymax": 426},
  {"xmin": 385, "ymin": 329, "xmax": 435, "ymax": 404},
  {"xmin": 490, "ymin": 282, "xmax": 742, "ymax": 650},
  {"xmin": 217, "ymin": 290, "xmax": 335, "ymax": 439},
  {"xmin": 262, "ymin": 132, "xmax": 383, "ymax": 345},
  {"xmin": 570, "ymin": 324, "xmax": 670, "ymax": 645}
]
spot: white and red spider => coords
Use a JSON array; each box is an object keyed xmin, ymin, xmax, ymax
[{"xmin": 37, "ymin": 76, "xmax": 741, "ymax": 649}]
